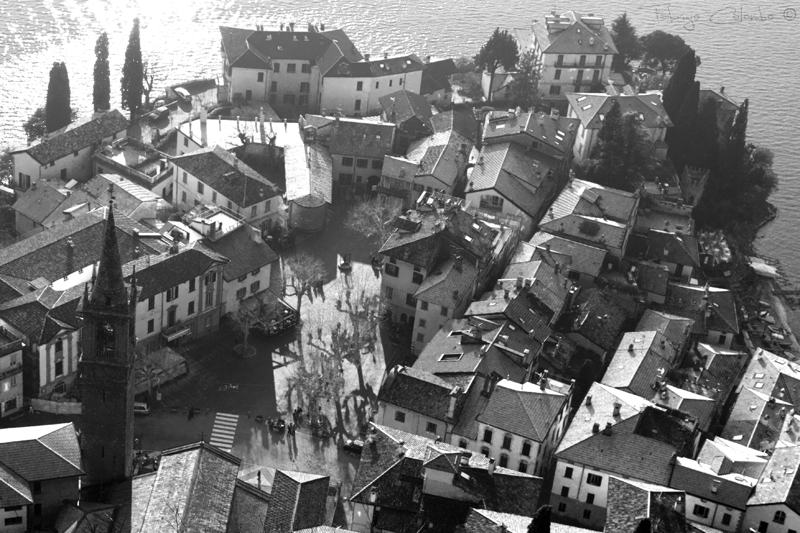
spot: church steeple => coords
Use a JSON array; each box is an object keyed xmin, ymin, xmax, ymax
[{"xmin": 91, "ymin": 201, "xmax": 127, "ymax": 308}]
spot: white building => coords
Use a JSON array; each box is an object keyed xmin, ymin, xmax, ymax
[
  {"xmin": 0, "ymin": 327, "xmax": 24, "ymax": 418},
  {"xmin": 743, "ymin": 446, "xmax": 800, "ymax": 533}
]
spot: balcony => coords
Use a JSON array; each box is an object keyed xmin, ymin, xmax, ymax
[
  {"xmin": 0, "ymin": 328, "xmax": 24, "ymax": 358},
  {"xmin": 162, "ymin": 320, "xmax": 192, "ymax": 342}
]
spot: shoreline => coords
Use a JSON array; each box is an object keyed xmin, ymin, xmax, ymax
[{"xmin": 765, "ymin": 279, "xmax": 800, "ymax": 354}]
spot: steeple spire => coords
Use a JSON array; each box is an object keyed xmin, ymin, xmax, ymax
[{"xmin": 90, "ymin": 199, "xmax": 127, "ymax": 308}]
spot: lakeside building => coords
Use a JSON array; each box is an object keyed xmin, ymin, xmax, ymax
[
  {"xmin": 9, "ymin": 110, "xmax": 129, "ymax": 191},
  {"xmin": 92, "ymin": 136, "xmax": 173, "ymax": 197},
  {"xmin": 419, "ymin": 58, "xmax": 458, "ymax": 107}
]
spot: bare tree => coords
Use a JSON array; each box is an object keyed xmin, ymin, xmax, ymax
[
  {"xmin": 344, "ymin": 198, "xmax": 402, "ymax": 254},
  {"xmin": 134, "ymin": 348, "xmax": 168, "ymax": 398},
  {"xmin": 283, "ymin": 252, "xmax": 326, "ymax": 315},
  {"xmin": 231, "ymin": 300, "xmax": 261, "ymax": 357},
  {"xmin": 142, "ymin": 59, "xmax": 166, "ymax": 109}
]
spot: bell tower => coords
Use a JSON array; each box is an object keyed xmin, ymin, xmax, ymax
[{"xmin": 78, "ymin": 203, "xmax": 137, "ymax": 486}]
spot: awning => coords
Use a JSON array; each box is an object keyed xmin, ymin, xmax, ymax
[{"xmin": 162, "ymin": 327, "xmax": 191, "ymax": 342}]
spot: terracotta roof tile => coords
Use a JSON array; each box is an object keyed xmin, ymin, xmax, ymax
[
  {"xmin": 0, "ymin": 423, "xmax": 83, "ymax": 481},
  {"xmin": 379, "ymin": 365, "xmax": 456, "ymax": 421},
  {"xmin": 204, "ymin": 225, "xmax": 277, "ymax": 282},
  {"xmin": 12, "ymin": 183, "xmax": 66, "ymax": 224},
  {"xmin": 477, "ymin": 380, "xmax": 569, "ymax": 442}
]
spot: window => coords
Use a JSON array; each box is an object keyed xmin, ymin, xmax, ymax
[
  {"xmin": 483, "ymin": 428, "xmax": 493, "ymax": 443},
  {"xmin": 579, "ymin": 55, "xmax": 586, "ymax": 67},
  {"xmin": 287, "ymin": 63, "xmax": 296, "ymax": 73},
  {"xmin": 399, "ymin": 78, "xmax": 403, "ymax": 85},
  {"xmin": 389, "ymin": 79, "xmax": 393, "ymax": 87},
  {"xmin": 758, "ymin": 523, "xmax": 768, "ymax": 533},
  {"xmin": 339, "ymin": 173, "xmax": 353, "ymax": 185},
  {"xmin": 774, "ymin": 511, "xmax": 786, "ymax": 524},
  {"xmin": 300, "ymin": 82, "xmax": 310, "ymax": 93},
  {"xmin": 721, "ymin": 514, "xmax": 732, "ymax": 526},
  {"xmin": 283, "ymin": 94, "xmax": 295, "ymax": 104},
  {"xmin": 55, "ymin": 339, "xmax": 63, "ymax": 353},
  {"xmin": 426, "ymin": 422, "xmax": 437, "ymax": 434},
  {"xmin": 480, "ymin": 446, "xmax": 490, "ymax": 456},
  {"xmin": 560, "ymin": 486, "xmax": 569, "ymax": 497},
  {"xmin": 342, "ymin": 156, "xmax": 354, "ymax": 167},
  {"xmin": 251, "ymin": 205, "xmax": 258, "ymax": 217},
  {"xmin": 197, "ymin": 182, "xmax": 204, "ymax": 194},
  {"xmin": 558, "ymin": 502, "xmax": 567, "ymax": 513},
  {"xmin": 5, "ymin": 517, "xmax": 22, "ymax": 526},
  {"xmin": 595, "ymin": 55, "xmax": 603, "ymax": 67},
  {"xmin": 147, "ymin": 319, "xmax": 154, "ymax": 333},
  {"xmin": 384, "ymin": 263, "xmax": 399, "ymax": 277},
  {"xmin": 554, "ymin": 69, "xmax": 562, "ymax": 80},
  {"xmin": 264, "ymin": 199, "xmax": 271, "ymax": 212},
  {"xmin": 273, "ymin": 63, "xmax": 280, "ymax": 73},
  {"xmin": 55, "ymin": 359, "xmax": 63, "ymax": 377},
  {"xmin": 354, "ymin": 99, "xmax": 361, "ymax": 111},
  {"xmin": 405, "ymin": 294, "xmax": 417, "ymax": 307},
  {"xmin": 166, "ymin": 286, "xmax": 179, "ymax": 302},
  {"xmin": 395, "ymin": 410, "xmax": 406, "ymax": 423},
  {"xmin": 419, "ymin": 319, "xmax": 426, "ymax": 328},
  {"xmin": 301, "ymin": 63, "xmax": 310, "ymax": 73},
  {"xmin": 586, "ymin": 493, "xmax": 595, "ymax": 505},
  {"xmin": 251, "ymin": 281, "xmax": 261, "ymax": 293},
  {"xmin": 556, "ymin": 55, "xmax": 564, "ymax": 67},
  {"xmin": 522, "ymin": 441, "xmax": 532, "ymax": 457},
  {"xmin": 592, "ymin": 70, "xmax": 600, "ymax": 84},
  {"xmin": 719, "ymin": 333, "xmax": 727, "ymax": 344},
  {"xmin": 18, "ymin": 173, "xmax": 30, "ymax": 189},
  {"xmin": 245, "ymin": 89, "xmax": 252, "ymax": 100},
  {"xmin": 257, "ymin": 72, "xmax": 264, "ymax": 82},
  {"xmin": 181, "ymin": 191, "xmax": 187, "ymax": 203},
  {"xmin": 549, "ymin": 85, "xmax": 561, "ymax": 95},
  {"xmin": 251, "ymin": 267, "xmax": 261, "ymax": 276},
  {"xmin": 458, "ymin": 438, "xmax": 468, "ymax": 448},
  {"xmin": 205, "ymin": 272, "xmax": 217, "ymax": 285},
  {"xmin": 499, "ymin": 454, "xmax": 509, "ymax": 468},
  {"xmin": 384, "ymin": 286, "xmax": 393, "ymax": 300},
  {"xmin": 356, "ymin": 81, "xmax": 363, "ymax": 91},
  {"xmin": 372, "ymin": 160, "xmax": 383, "ymax": 170},
  {"xmin": 568, "ymin": 270, "xmax": 580, "ymax": 281},
  {"xmin": 227, "ymin": 200, "xmax": 232, "ymax": 209},
  {"xmin": 33, "ymin": 482, "xmax": 41, "ymax": 494},
  {"xmin": 299, "ymin": 95, "xmax": 309, "ymax": 105},
  {"xmin": 356, "ymin": 158, "xmax": 368, "ymax": 168},
  {"xmin": 502, "ymin": 434, "xmax": 512, "ymax": 450},
  {"xmin": 420, "ymin": 301, "xmax": 428, "ymax": 311},
  {"xmin": 189, "ymin": 278, "xmax": 196, "ymax": 293},
  {"xmin": 586, "ymin": 473, "xmax": 602, "ymax": 486},
  {"xmin": 693, "ymin": 505, "xmax": 710, "ymax": 519},
  {"xmin": 236, "ymin": 287, "xmax": 246, "ymax": 299},
  {"xmin": 270, "ymin": 81, "xmax": 277, "ymax": 92},
  {"xmin": 416, "ymin": 332, "xmax": 424, "ymax": 343},
  {"xmin": 212, "ymin": 191, "xmax": 217, "ymax": 202},
  {"xmin": 582, "ymin": 510, "xmax": 591, "ymax": 519},
  {"xmin": 206, "ymin": 291, "xmax": 213, "ymax": 306},
  {"xmin": 440, "ymin": 306, "xmax": 449, "ymax": 317},
  {"xmin": 4, "ymin": 506, "xmax": 22, "ymax": 512},
  {"xmin": 519, "ymin": 460, "xmax": 528, "ymax": 473},
  {"xmin": 188, "ymin": 301, "xmax": 195, "ymax": 315},
  {"xmin": 373, "ymin": 81, "xmax": 379, "ymax": 89},
  {"xmin": 183, "ymin": 137, "xmax": 189, "ymax": 148}
]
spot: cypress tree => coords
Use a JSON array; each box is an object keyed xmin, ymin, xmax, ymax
[
  {"xmin": 669, "ymin": 80, "xmax": 700, "ymax": 172},
  {"xmin": 662, "ymin": 49, "xmax": 696, "ymax": 121},
  {"xmin": 696, "ymin": 97, "xmax": 720, "ymax": 170},
  {"xmin": 727, "ymin": 98, "xmax": 749, "ymax": 170},
  {"xmin": 475, "ymin": 28, "xmax": 519, "ymax": 102},
  {"xmin": 45, "ymin": 62, "xmax": 72, "ymax": 133},
  {"xmin": 93, "ymin": 32, "xmax": 110, "ymax": 112},
  {"xmin": 121, "ymin": 18, "xmax": 143, "ymax": 120},
  {"xmin": 587, "ymin": 100, "xmax": 625, "ymax": 186},
  {"xmin": 528, "ymin": 505, "xmax": 551, "ymax": 533}
]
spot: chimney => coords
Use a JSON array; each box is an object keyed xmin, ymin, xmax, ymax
[
  {"xmin": 720, "ymin": 86, "xmax": 725, "ymax": 93},
  {"xmin": 320, "ymin": 22, "xmax": 325, "ymax": 31},
  {"xmin": 503, "ymin": 288, "xmax": 509, "ymax": 298},
  {"xmin": 516, "ymin": 276, "xmax": 523, "ymax": 288},
  {"xmin": 452, "ymin": 290, "xmax": 459, "ymax": 301},
  {"xmin": 200, "ymin": 107, "xmax": 208, "ymax": 147},
  {"xmin": 447, "ymin": 388, "xmax": 458, "ymax": 419},
  {"xmin": 612, "ymin": 401, "xmax": 621, "ymax": 416},
  {"xmin": 603, "ymin": 422, "xmax": 612, "ymax": 435},
  {"xmin": 524, "ymin": 278, "xmax": 532, "ymax": 288},
  {"xmin": 454, "ymin": 255, "xmax": 463, "ymax": 272},
  {"xmin": 592, "ymin": 422, "xmax": 600, "ymax": 433},
  {"xmin": 364, "ymin": 53, "xmax": 370, "ymax": 61},
  {"xmin": 170, "ymin": 240, "xmax": 179, "ymax": 255},
  {"xmin": 384, "ymin": 52, "xmax": 389, "ymax": 59},
  {"xmin": 488, "ymin": 457, "xmax": 496, "ymax": 475}
]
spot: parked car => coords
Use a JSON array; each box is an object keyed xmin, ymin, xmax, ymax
[
  {"xmin": 174, "ymin": 87, "xmax": 191, "ymax": 102},
  {"xmin": 134, "ymin": 402, "xmax": 151, "ymax": 415}
]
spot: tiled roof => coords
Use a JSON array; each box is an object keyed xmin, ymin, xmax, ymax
[
  {"xmin": 482, "ymin": 110, "xmax": 579, "ymax": 154},
  {"xmin": 172, "ymin": 146, "xmax": 282, "ymax": 208},
  {"xmin": 15, "ymin": 110, "xmax": 128, "ymax": 165},
  {"xmin": 605, "ymin": 477, "xmax": 688, "ymax": 533},
  {"xmin": 468, "ymin": 142, "xmax": 559, "ymax": 219},
  {"xmin": 720, "ymin": 386, "xmax": 790, "ymax": 451},
  {"xmin": 0, "ymin": 423, "xmax": 83, "ymax": 481},
  {"xmin": 670, "ymin": 458, "xmax": 755, "ymax": 510},
  {"xmin": 529, "ymin": 232, "xmax": 606, "ymax": 278},
  {"xmin": 477, "ymin": 379, "xmax": 569, "ymax": 442},
  {"xmin": 500, "ymin": 260, "xmax": 570, "ymax": 320},
  {"xmin": 543, "ymin": 178, "xmax": 638, "ymax": 224},
  {"xmin": 264, "ymin": 469, "xmax": 329, "ymax": 532},
  {"xmin": 747, "ymin": 446, "xmax": 800, "ymax": 513},
  {"xmin": 407, "ymin": 127, "xmax": 473, "ymax": 189},
  {"xmin": 540, "ymin": 214, "xmax": 628, "ymax": 250},
  {"xmin": 135, "ymin": 442, "xmax": 241, "ymax": 533},
  {"xmin": 603, "ymin": 330, "xmax": 677, "ymax": 397},
  {"xmin": 379, "ymin": 365, "xmax": 457, "ymax": 422},
  {"xmin": 645, "ymin": 230, "xmax": 701, "ymax": 268},
  {"xmin": 415, "ymin": 258, "xmax": 479, "ymax": 309},
  {"xmin": 0, "ymin": 463, "xmax": 33, "ymax": 507},
  {"xmin": 664, "ymin": 283, "xmax": 739, "ymax": 335},
  {"xmin": 452, "ymin": 379, "xmax": 491, "ymax": 441},
  {"xmin": 738, "ymin": 348, "xmax": 800, "ymax": 411},
  {"xmin": 203, "ymin": 225, "xmax": 277, "ymax": 282},
  {"xmin": 228, "ymin": 481, "xmax": 270, "ymax": 533},
  {"xmin": 635, "ymin": 261, "xmax": 670, "ymax": 297},
  {"xmin": 122, "ymin": 245, "xmax": 227, "ymax": 301},
  {"xmin": 567, "ymin": 92, "xmax": 672, "ymax": 131},
  {"xmin": 324, "ymin": 54, "xmax": 424, "ymax": 78},
  {"xmin": 636, "ymin": 309, "xmax": 694, "ymax": 351},
  {"xmin": 0, "ymin": 284, "xmax": 83, "ymax": 344},
  {"xmin": 532, "ymin": 11, "xmax": 618, "ymax": 55},
  {"xmin": 653, "ymin": 386, "xmax": 717, "ymax": 432},
  {"xmin": 283, "ymin": 138, "xmax": 333, "ymax": 204},
  {"xmin": 557, "ymin": 382, "xmax": 652, "ymax": 454},
  {"xmin": 430, "ymin": 109, "xmax": 479, "ymax": 142},
  {"xmin": 420, "ymin": 60, "xmax": 456, "ymax": 97},
  {"xmin": 328, "ymin": 119, "xmax": 395, "ymax": 159},
  {"xmin": 219, "ymin": 26, "xmax": 255, "ymax": 66},
  {"xmin": 12, "ymin": 183, "xmax": 66, "ymax": 224},
  {"xmin": 696, "ymin": 436, "xmax": 768, "ymax": 479},
  {"xmin": 557, "ymin": 407, "xmax": 696, "ymax": 486},
  {"xmin": 558, "ymin": 288, "xmax": 628, "ymax": 351},
  {"xmin": 379, "ymin": 90, "xmax": 433, "ymax": 135}
]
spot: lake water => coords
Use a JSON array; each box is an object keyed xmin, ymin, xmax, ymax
[{"xmin": 0, "ymin": 0, "xmax": 797, "ymax": 278}]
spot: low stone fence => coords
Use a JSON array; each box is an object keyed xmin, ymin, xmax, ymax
[{"xmin": 31, "ymin": 398, "xmax": 82, "ymax": 415}]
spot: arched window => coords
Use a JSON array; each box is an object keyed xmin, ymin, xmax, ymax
[
  {"xmin": 480, "ymin": 446, "xmax": 490, "ymax": 457},
  {"xmin": 499, "ymin": 454, "xmax": 509, "ymax": 468},
  {"xmin": 774, "ymin": 510, "xmax": 786, "ymax": 524},
  {"xmin": 519, "ymin": 460, "xmax": 528, "ymax": 473}
]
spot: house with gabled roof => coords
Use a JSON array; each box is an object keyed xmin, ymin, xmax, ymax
[
  {"xmin": 377, "ymin": 365, "xmax": 464, "ymax": 441},
  {"xmin": 526, "ymin": 232, "xmax": 607, "ymax": 286},
  {"xmin": 350, "ymin": 423, "xmax": 542, "ymax": 533},
  {"xmin": 0, "ymin": 423, "xmax": 83, "ymax": 530},
  {"xmin": 522, "ymin": 12, "xmax": 617, "ymax": 101},
  {"xmin": 458, "ymin": 508, "xmax": 594, "ymax": 533},
  {"xmin": 739, "ymin": 348, "xmax": 800, "ymax": 414},
  {"xmin": 555, "ymin": 288, "xmax": 628, "ymax": 363},
  {"xmin": 605, "ymin": 477, "xmax": 689, "ymax": 533},
  {"xmin": 602, "ymin": 330, "xmax": 679, "ymax": 400},
  {"xmin": 742, "ymin": 446, "xmax": 800, "ymax": 533},
  {"xmin": 720, "ymin": 386, "xmax": 791, "ymax": 454},
  {"xmin": 420, "ymin": 58, "xmax": 458, "ymax": 106},
  {"xmin": 92, "ymin": 136, "xmax": 173, "ymax": 195},
  {"xmin": 664, "ymin": 283, "xmax": 739, "ymax": 348},
  {"xmin": 9, "ymin": 110, "xmax": 129, "ymax": 191},
  {"xmin": 12, "ymin": 181, "xmax": 67, "ymax": 238},
  {"xmin": 219, "ymin": 25, "xmax": 361, "ymax": 113},
  {"xmin": 379, "ymin": 90, "xmax": 434, "ymax": 151},
  {"xmin": 644, "ymin": 229, "xmax": 701, "ymax": 281},
  {"xmin": 566, "ymin": 92, "xmax": 672, "ymax": 162},
  {"xmin": 551, "ymin": 405, "xmax": 700, "ymax": 529}
]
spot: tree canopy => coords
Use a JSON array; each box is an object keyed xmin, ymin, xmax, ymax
[
  {"xmin": 121, "ymin": 18, "xmax": 143, "ymax": 120},
  {"xmin": 640, "ymin": 30, "xmax": 689, "ymax": 74},
  {"xmin": 528, "ymin": 505, "xmax": 551, "ymax": 533},
  {"xmin": 345, "ymin": 198, "xmax": 403, "ymax": 252},
  {"xmin": 509, "ymin": 49, "xmax": 542, "ymax": 111},
  {"xmin": 93, "ymin": 32, "xmax": 110, "ymax": 112},
  {"xmin": 46, "ymin": 62, "xmax": 72, "ymax": 133},
  {"xmin": 611, "ymin": 13, "xmax": 641, "ymax": 74},
  {"xmin": 475, "ymin": 28, "xmax": 519, "ymax": 101},
  {"xmin": 23, "ymin": 107, "xmax": 47, "ymax": 143},
  {"xmin": 662, "ymin": 49, "xmax": 697, "ymax": 120}
]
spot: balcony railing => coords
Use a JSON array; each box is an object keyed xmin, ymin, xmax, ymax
[{"xmin": 0, "ymin": 331, "xmax": 24, "ymax": 358}]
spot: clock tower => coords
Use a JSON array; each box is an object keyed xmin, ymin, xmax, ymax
[{"xmin": 78, "ymin": 204, "xmax": 137, "ymax": 486}]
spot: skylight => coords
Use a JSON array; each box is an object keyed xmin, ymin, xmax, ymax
[
  {"xmin": 440, "ymin": 353, "xmax": 463, "ymax": 362},
  {"xmin": 599, "ymin": 114, "xmax": 605, "ymax": 121},
  {"xmin": 581, "ymin": 104, "xmax": 593, "ymax": 111},
  {"xmin": 472, "ymin": 223, "xmax": 481, "ymax": 231},
  {"xmin": 577, "ymin": 96, "xmax": 587, "ymax": 102},
  {"xmin": 465, "ymin": 235, "xmax": 473, "ymax": 242}
]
